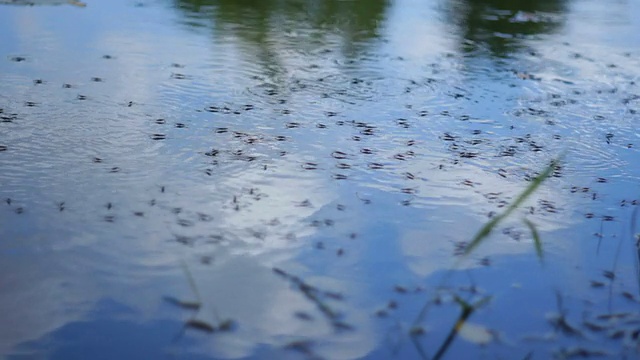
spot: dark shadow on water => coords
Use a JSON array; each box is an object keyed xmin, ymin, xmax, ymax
[
  {"xmin": 9, "ymin": 298, "xmax": 207, "ymax": 360},
  {"xmin": 444, "ymin": 0, "xmax": 568, "ymax": 57}
]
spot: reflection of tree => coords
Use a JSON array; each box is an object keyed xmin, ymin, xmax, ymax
[
  {"xmin": 445, "ymin": 0, "xmax": 568, "ymax": 57},
  {"xmin": 173, "ymin": 0, "xmax": 388, "ymax": 83}
]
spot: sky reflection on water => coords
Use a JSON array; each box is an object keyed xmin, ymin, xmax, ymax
[{"xmin": 1, "ymin": 0, "xmax": 639, "ymax": 359}]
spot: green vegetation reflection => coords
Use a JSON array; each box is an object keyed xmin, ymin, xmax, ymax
[
  {"xmin": 173, "ymin": 0, "xmax": 388, "ymax": 53},
  {"xmin": 445, "ymin": 0, "xmax": 568, "ymax": 56}
]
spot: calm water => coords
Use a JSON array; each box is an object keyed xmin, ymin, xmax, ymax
[{"xmin": 1, "ymin": 0, "xmax": 639, "ymax": 359}]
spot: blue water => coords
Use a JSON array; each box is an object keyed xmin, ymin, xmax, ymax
[{"xmin": 1, "ymin": 0, "xmax": 639, "ymax": 359}]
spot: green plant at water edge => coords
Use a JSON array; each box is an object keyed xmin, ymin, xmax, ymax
[
  {"xmin": 463, "ymin": 158, "xmax": 559, "ymax": 259},
  {"xmin": 524, "ymin": 218, "xmax": 543, "ymax": 261},
  {"xmin": 431, "ymin": 296, "xmax": 491, "ymax": 360},
  {"xmin": 412, "ymin": 158, "xmax": 561, "ymax": 359}
]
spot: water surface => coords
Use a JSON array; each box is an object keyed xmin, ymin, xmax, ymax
[{"xmin": 1, "ymin": 0, "xmax": 639, "ymax": 359}]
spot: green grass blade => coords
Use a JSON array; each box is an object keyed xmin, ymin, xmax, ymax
[
  {"xmin": 432, "ymin": 296, "xmax": 491, "ymax": 360},
  {"xmin": 524, "ymin": 218, "xmax": 543, "ymax": 262},
  {"xmin": 463, "ymin": 159, "xmax": 559, "ymax": 256},
  {"xmin": 503, "ymin": 159, "xmax": 557, "ymax": 215}
]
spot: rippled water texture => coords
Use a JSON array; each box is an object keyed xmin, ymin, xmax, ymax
[{"xmin": 1, "ymin": 0, "xmax": 639, "ymax": 359}]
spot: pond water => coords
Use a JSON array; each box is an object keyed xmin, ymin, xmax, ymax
[{"xmin": 1, "ymin": 0, "xmax": 639, "ymax": 359}]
